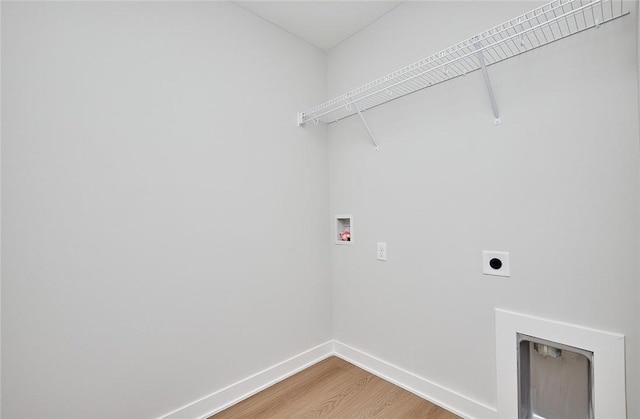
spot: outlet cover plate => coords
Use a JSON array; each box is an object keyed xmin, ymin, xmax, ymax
[
  {"xmin": 377, "ymin": 242, "xmax": 387, "ymax": 261},
  {"xmin": 483, "ymin": 250, "xmax": 510, "ymax": 277}
]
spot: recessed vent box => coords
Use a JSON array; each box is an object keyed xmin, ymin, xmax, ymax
[{"xmin": 517, "ymin": 334, "xmax": 593, "ymax": 419}]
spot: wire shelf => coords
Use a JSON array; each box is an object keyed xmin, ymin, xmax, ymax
[{"xmin": 297, "ymin": 0, "xmax": 628, "ymax": 125}]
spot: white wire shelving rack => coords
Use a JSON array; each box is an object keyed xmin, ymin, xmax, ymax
[{"xmin": 297, "ymin": 0, "xmax": 629, "ymax": 149}]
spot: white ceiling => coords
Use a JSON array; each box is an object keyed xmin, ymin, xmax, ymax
[{"xmin": 234, "ymin": 1, "xmax": 403, "ymax": 51}]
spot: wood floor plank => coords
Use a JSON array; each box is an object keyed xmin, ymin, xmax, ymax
[
  {"xmin": 345, "ymin": 378, "xmax": 411, "ymax": 418},
  {"xmin": 272, "ymin": 364, "xmax": 374, "ymax": 418},
  {"xmin": 294, "ymin": 373, "xmax": 378, "ymax": 418},
  {"xmin": 212, "ymin": 359, "xmax": 343, "ymax": 419},
  {"xmin": 378, "ymin": 395, "xmax": 459, "ymax": 419},
  {"xmin": 209, "ymin": 356, "xmax": 460, "ymax": 419}
]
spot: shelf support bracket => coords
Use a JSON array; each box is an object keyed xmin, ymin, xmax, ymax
[
  {"xmin": 349, "ymin": 99, "xmax": 380, "ymax": 151},
  {"xmin": 474, "ymin": 42, "xmax": 501, "ymax": 125}
]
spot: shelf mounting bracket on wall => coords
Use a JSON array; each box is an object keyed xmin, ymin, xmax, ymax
[
  {"xmin": 348, "ymin": 98, "xmax": 380, "ymax": 151},
  {"xmin": 474, "ymin": 40, "xmax": 501, "ymax": 125}
]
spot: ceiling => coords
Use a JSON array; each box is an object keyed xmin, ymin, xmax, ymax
[{"xmin": 234, "ymin": 1, "xmax": 403, "ymax": 51}]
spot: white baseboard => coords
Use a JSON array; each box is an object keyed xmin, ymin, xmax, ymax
[
  {"xmin": 160, "ymin": 339, "xmax": 497, "ymax": 419},
  {"xmin": 159, "ymin": 341, "xmax": 334, "ymax": 419},
  {"xmin": 332, "ymin": 341, "xmax": 497, "ymax": 419}
]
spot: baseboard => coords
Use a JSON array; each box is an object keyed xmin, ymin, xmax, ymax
[
  {"xmin": 333, "ymin": 341, "xmax": 497, "ymax": 419},
  {"xmin": 160, "ymin": 339, "xmax": 497, "ymax": 419},
  {"xmin": 159, "ymin": 340, "xmax": 334, "ymax": 419}
]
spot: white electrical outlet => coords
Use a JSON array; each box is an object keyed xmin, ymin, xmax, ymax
[
  {"xmin": 482, "ymin": 250, "xmax": 510, "ymax": 277},
  {"xmin": 377, "ymin": 242, "xmax": 387, "ymax": 261}
]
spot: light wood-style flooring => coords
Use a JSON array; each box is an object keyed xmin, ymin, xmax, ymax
[{"xmin": 210, "ymin": 356, "xmax": 460, "ymax": 418}]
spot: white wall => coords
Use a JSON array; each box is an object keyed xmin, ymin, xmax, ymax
[
  {"xmin": 0, "ymin": 2, "xmax": 3, "ymax": 414},
  {"xmin": 3, "ymin": 2, "xmax": 639, "ymax": 418},
  {"xmin": 1, "ymin": 2, "xmax": 330, "ymax": 418},
  {"xmin": 327, "ymin": 1, "xmax": 639, "ymax": 417}
]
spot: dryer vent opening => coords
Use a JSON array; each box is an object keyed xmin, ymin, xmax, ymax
[{"xmin": 517, "ymin": 334, "xmax": 593, "ymax": 419}]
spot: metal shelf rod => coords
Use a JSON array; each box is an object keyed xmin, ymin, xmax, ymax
[
  {"xmin": 475, "ymin": 43, "xmax": 501, "ymax": 125},
  {"xmin": 297, "ymin": 0, "xmax": 627, "ymax": 127},
  {"xmin": 303, "ymin": 0, "xmax": 610, "ymax": 124},
  {"xmin": 350, "ymin": 100, "xmax": 380, "ymax": 151}
]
